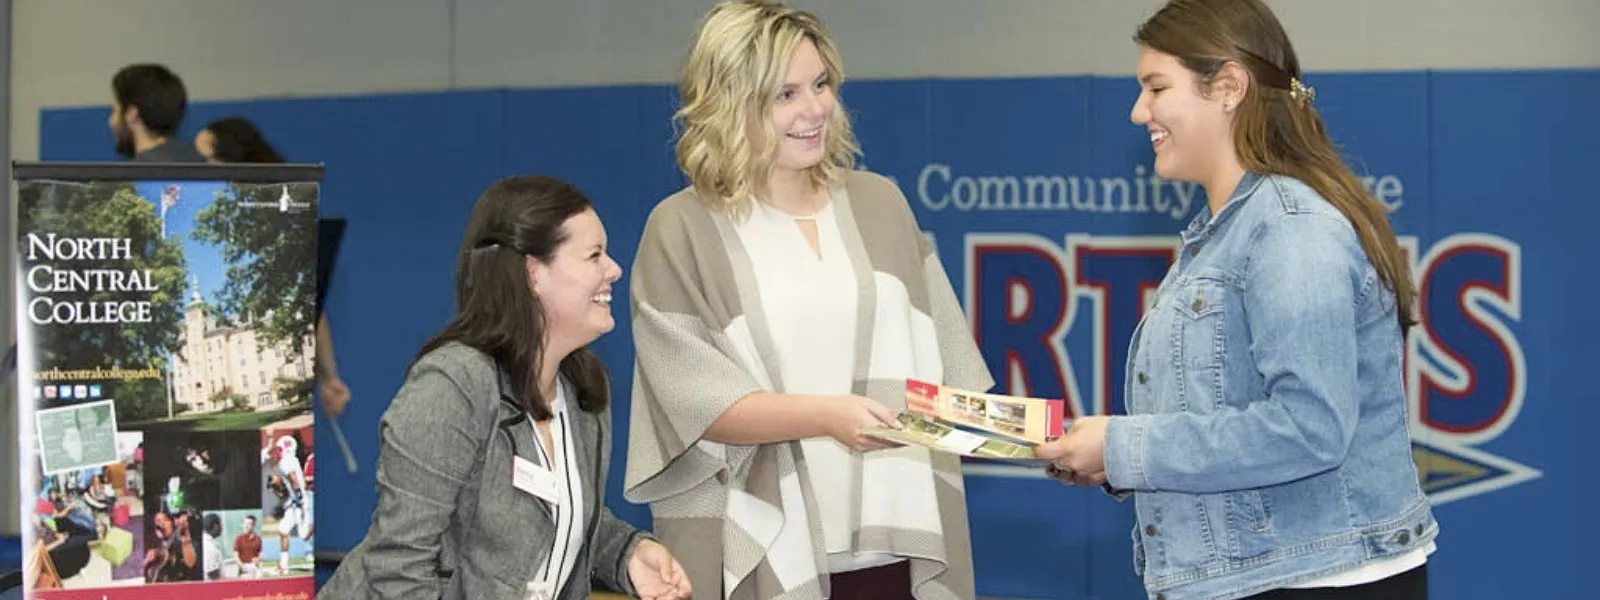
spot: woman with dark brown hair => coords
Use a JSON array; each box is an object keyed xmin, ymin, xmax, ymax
[
  {"xmin": 319, "ymin": 176, "xmax": 690, "ymax": 600},
  {"xmin": 195, "ymin": 116, "xmax": 284, "ymax": 163},
  {"xmin": 1036, "ymin": 1, "xmax": 1437, "ymax": 599}
]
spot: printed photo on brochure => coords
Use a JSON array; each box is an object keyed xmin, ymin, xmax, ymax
[{"xmin": 864, "ymin": 379, "xmax": 1067, "ymax": 464}]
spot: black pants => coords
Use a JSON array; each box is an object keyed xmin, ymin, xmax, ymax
[
  {"xmin": 1245, "ymin": 563, "xmax": 1427, "ymax": 600},
  {"xmin": 828, "ymin": 560, "xmax": 915, "ymax": 600}
]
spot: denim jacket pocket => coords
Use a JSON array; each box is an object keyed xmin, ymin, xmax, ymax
[
  {"xmin": 1222, "ymin": 489, "xmax": 1275, "ymax": 559},
  {"xmin": 1170, "ymin": 275, "xmax": 1230, "ymax": 409}
]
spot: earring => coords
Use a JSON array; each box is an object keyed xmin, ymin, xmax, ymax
[{"xmin": 1224, "ymin": 101, "xmax": 1235, "ymax": 112}]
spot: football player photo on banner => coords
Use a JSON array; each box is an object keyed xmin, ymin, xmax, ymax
[{"xmin": 11, "ymin": 162, "xmax": 323, "ymax": 600}]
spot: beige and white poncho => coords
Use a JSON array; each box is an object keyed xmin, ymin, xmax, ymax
[{"xmin": 623, "ymin": 171, "xmax": 995, "ymax": 600}]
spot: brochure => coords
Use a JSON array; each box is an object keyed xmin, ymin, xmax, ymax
[{"xmin": 866, "ymin": 379, "xmax": 1066, "ymax": 464}]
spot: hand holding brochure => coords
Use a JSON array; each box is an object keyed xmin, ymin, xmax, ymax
[{"xmin": 865, "ymin": 379, "xmax": 1065, "ymax": 463}]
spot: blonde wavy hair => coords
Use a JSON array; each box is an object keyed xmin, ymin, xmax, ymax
[{"xmin": 674, "ymin": 0, "xmax": 861, "ymax": 220}]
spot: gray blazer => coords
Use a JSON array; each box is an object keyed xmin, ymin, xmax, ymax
[{"xmin": 319, "ymin": 343, "xmax": 650, "ymax": 600}]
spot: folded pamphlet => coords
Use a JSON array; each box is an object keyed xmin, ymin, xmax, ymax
[{"xmin": 865, "ymin": 379, "xmax": 1066, "ymax": 463}]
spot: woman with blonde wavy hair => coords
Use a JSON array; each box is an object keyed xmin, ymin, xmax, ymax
[{"xmin": 622, "ymin": 1, "xmax": 991, "ymax": 599}]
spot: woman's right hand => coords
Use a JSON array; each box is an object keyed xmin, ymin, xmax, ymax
[{"xmin": 820, "ymin": 395, "xmax": 904, "ymax": 452}]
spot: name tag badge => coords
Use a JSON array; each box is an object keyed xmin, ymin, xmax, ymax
[
  {"xmin": 512, "ymin": 455, "xmax": 563, "ymax": 505},
  {"xmin": 524, "ymin": 581, "xmax": 555, "ymax": 600}
]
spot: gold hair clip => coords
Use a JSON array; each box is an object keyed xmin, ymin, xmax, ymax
[{"xmin": 1289, "ymin": 78, "xmax": 1316, "ymax": 107}]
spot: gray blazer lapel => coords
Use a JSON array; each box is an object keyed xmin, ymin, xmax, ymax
[
  {"xmin": 567, "ymin": 402, "xmax": 601, "ymax": 523},
  {"xmin": 493, "ymin": 371, "xmax": 555, "ymax": 523}
]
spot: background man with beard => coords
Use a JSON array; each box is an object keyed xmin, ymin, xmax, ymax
[
  {"xmin": 108, "ymin": 63, "xmax": 206, "ymax": 162},
  {"xmin": 0, "ymin": 65, "xmax": 206, "ymax": 391}
]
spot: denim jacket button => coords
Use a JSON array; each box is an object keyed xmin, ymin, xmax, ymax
[
  {"xmin": 1191, "ymin": 296, "xmax": 1204, "ymax": 312},
  {"xmin": 1138, "ymin": 372, "xmax": 1149, "ymax": 384},
  {"xmin": 1396, "ymin": 530, "xmax": 1411, "ymax": 545},
  {"xmin": 1145, "ymin": 524, "xmax": 1158, "ymax": 537},
  {"xmin": 1415, "ymin": 523, "xmax": 1425, "ymax": 536}
]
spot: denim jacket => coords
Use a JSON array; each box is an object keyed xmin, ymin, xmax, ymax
[{"xmin": 1102, "ymin": 172, "xmax": 1439, "ymax": 600}]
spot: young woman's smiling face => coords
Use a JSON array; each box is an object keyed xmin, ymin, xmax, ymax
[{"xmin": 1130, "ymin": 46, "xmax": 1236, "ymax": 184}]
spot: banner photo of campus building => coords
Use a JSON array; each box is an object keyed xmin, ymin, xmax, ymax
[{"xmin": 12, "ymin": 163, "xmax": 323, "ymax": 600}]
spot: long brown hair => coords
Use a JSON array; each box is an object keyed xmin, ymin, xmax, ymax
[
  {"xmin": 1136, "ymin": 0, "xmax": 1417, "ymax": 330},
  {"xmin": 412, "ymin": 176, "xmax": 609, "ymax": 420},
  {"xmin": 202, "ymin": 116, "xmax": 285, "ymax": 163}
]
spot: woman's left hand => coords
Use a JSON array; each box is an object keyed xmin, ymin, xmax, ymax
[
  {"xmin": 1034, "ymin": 416, "xmax": 1110, "ymax": 485},
  {"xmin": 626, "ymin": 539, "xmax": 693, "ymax": 600}
]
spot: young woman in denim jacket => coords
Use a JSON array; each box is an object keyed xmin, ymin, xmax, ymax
[{"xmin": 1035, "ymin": 1, "xmax": 1438, "ymax": 599}]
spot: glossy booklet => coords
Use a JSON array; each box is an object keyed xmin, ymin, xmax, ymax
[{"xmin": 866, "ymin": 379, "xmax": 1065, "ymax": 463}]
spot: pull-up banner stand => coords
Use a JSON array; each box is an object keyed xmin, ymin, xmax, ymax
[{"xmin": 11, "ymin": 162, "xmax": 323, "ymax": 599}]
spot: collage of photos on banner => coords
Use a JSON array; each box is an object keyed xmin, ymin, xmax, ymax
[{"xmin": 17, "ymin": 171, "xmax": 320, "ymax": 598}]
